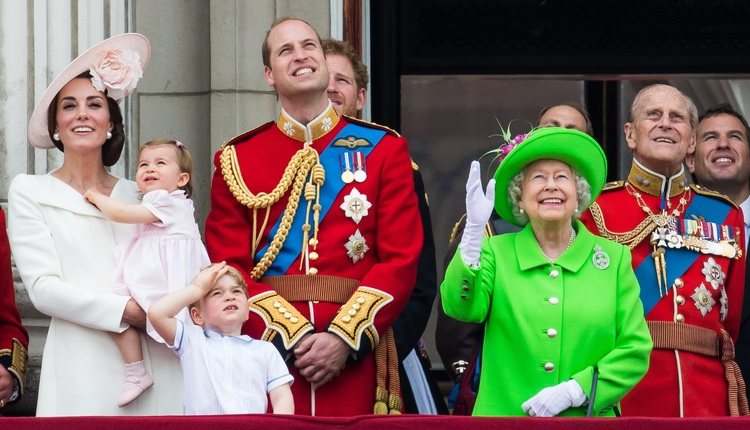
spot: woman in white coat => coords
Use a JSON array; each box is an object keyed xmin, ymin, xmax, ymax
[{"xmin": 8, "ymin": 34, "xmax": 182, "ymax": 416}]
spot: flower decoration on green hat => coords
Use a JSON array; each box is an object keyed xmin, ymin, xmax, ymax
[{"xmin": 483, "ymin": 119, "xmax": 536, "ymax": 165}]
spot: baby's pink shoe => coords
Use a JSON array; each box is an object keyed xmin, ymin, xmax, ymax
[{"xmin": 117, "ymin": 360, "xmax": 154, "ymax": 407}]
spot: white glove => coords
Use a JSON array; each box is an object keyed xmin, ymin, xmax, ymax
[
  {"xmin": 459, "ymin": 161, "xmax": 495, "ymax": 267},
  {"xmin": 521, "ymin": 379, "xmax": 587, "ymax": 417}
]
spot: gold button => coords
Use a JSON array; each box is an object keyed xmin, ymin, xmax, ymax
[
  {"xmin": 309, "ymin": 238, "xmax": 318, "ymax": 246},
  {"xmin": 462, "ymin": 285, "xmax": 469, "ymax": 291},
  {"xmin": 273, "ymin": 301, "xmax": 281, "ymax": 308},
  {"xmin": 352, "ymin": 303, "xmax": 361, "ymax": 310},
  {"xmin": 308, "ymin": 267, "xmax": 318, "ymax": 275},
  {"xmin": 547, "ymin": 328, "xmax": 558, "ymax": 338},
  {"xmin": 283, "ymin": 312, "xmax": 292, "ymax": 319},
  {"xmin": 676, "ymin": 295, "xmax": 685, "ymax": 305},
  {"xmin": 342, "ymin": 315, "xmax": 351, "ymax": 322},
  {"xmin": 357, "ymin": 297, "xmax": 366, "ymax": 304},
  {"xmin": 675, "ymin": 314, "xmax": 685, "ymax": 323},
  {"xmin": 544, "ymin": 362, "xmax": 555, "ymax": 372},
  {"xmin": 348, "ymin": 309, "xmax": 357, "ymax": 316},
  {"xmin": 278, "ymin": 306, "xmax": 287, "ymax": 313},
  {"xmin": 549, "ymin": 270, "xmax": 559, "ymax": 278},
  {"xmin": 549, "ymin": 297, "xmax": 559, "ymax": 305},
  {"xmin": 290, "ymin": 317, "xmax": 299, "ymax": 324},
  {"xmin": 309, "ymin": 251, "xmax": 319, "ymax": 261},
  {"xmin": 674, "ymin": 278, "xmax": 684, "ymax": 288}
]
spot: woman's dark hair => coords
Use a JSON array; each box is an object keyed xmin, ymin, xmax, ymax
[{"xmin": 46, "ymin": 72, "xmax": 126, "ymax": 166}]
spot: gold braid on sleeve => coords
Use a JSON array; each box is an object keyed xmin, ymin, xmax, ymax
[
  {"xmin": 220, "ymin": 144, "xmax": 324, "ymax": 280},
  {"xmin": 588, "ymin": 202, "xmax": 657, "ymax": 249}
]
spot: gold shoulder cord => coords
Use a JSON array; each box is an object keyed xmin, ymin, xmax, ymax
[
  {"xmin": 588, "ymin": 202, "xmax": 657, "ymax": 249},
  {"xmin": 220, "ymin": 144, "xmax": 324, "ymax": 280}
]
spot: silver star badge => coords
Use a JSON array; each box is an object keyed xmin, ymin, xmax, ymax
[
  {"xmin": 345, "ymin": 229, "xmax": 369, "ymax": 263},
  {"xmin": 340, "ymin": 188, "xmax": 372, "ymax": 224},
  {"xmin": 701, "ymin": 257, "xmax": 725, "ymax": 290},
  {"xmin": 691, "ymin": 283, "xmax": 715, "ymax": 317}
]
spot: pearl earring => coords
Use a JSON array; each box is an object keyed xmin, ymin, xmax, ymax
[
  {"xmin": 519, "ymin": 208, "xmax": 524, "ymax": 214},
  {"xmin": 53, "ymin": 132, "xmax": 60, "ymax": 141},
  {"xmin": 106, "ymin": 131, "xmax": 113, "ymax": 139}
]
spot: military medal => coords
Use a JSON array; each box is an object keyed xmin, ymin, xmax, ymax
[
  {"xmin": 701, "ymin": 257, "xmax": 725, "ymax": 290},
  {"xmin": 340, "ymin": 188, "xmax": 372, "ymax": 224},
  {"xmin": 592, "ymin": 245, "xmax": 610, "ymax": 270},
  {"xmin": 345, "ymin": 229, "xmax": 369, "ymax": 263},
  {"xmin": 353, "ymin": 152, "xmax": 367, "ymax": 183},
  {"xmin": 691, "ymin": 283, "xmax": 715, "ymax": 317},
  {"xmin": 340, "ymin": 153, "xmax": 354, "ymax": 183}
]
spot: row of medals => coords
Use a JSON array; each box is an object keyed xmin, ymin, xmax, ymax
[{"xmin": 650, "ymin": 213, "xmax": 739, "ymax": 259}]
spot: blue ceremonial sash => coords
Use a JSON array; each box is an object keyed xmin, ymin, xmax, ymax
[
  {"xmin": 636, "ymin": 192, "xmax": 732, "ymax": 314},
  {"xmin": 255, "ymin": 123, "xmax": 387, "ymax": 275}
]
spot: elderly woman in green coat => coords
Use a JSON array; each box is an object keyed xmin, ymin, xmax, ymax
[{"xmin": 441, "ymin": 127, "xmax": 652, "ymax": 417}]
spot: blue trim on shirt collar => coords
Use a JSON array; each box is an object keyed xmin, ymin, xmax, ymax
[{"xmin": 202, "ymin": 327, "xmax": 253, "ymax": 342}]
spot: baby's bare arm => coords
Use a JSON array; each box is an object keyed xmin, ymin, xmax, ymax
[{"xmin": 84, "ymin": 188, "xmax": 159, "ymax": 224}]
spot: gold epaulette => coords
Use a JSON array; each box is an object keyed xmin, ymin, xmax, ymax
[
  {"xmin": 343, "ymin": 115, "xmax": 401, "ymax": 137},
  {"xmin": 690, "ymin": 184, "xmax": 739, "ymax": 209},
  {"xmin": 219, "ymin": 121, "xmax": 275, "ymax": 150},
  {"xmin": 248, "ymin": 291, "xmax": 314, "ymax": 350},
  {"xmin": 328, "ymin": 287, "xmax": 393, "ymax": 350},
  {"xmin": 602, "ymin": 180, "xmax": 625, "ymax": 191}
]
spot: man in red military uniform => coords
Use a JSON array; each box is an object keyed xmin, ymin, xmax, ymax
[
  {"xmin": 205, "ymin": 17, "xmax": 422, "ymax": 416},
  {"xmin": 580, "ymin": 84, "xmax": 748, "ymax": 416},
  {"xmin": 0, "ymin": 208, "xmax": 29, "ymax": 411}
]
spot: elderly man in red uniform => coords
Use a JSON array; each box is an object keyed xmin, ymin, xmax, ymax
[
  {"xmin": 0, "ymin": 208, "xmax": 29, "ymax": 411},
  {"xmin": 205, "ymin": 17, "xmax": 422, "ymax": 416},
  {"xmin": 580, "ymin": 84, "xmax": 748, "ymax": 416}
]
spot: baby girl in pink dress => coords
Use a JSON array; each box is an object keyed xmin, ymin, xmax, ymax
[{"xmin": 85, "ymin": 139, "xmax": 209, "ymax": 407}]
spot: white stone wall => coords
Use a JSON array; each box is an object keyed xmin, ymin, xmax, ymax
[{"xmin": 0, "ymin": 0, "xmax": 331, "ymax": 415}]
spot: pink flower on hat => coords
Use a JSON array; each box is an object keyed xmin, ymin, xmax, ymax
[
  {"xmin": 485, "ymin": 119, "xmax": 535, "ymax": 164},
  {"xmin": 89, "ymin": 49, "xmax": 143, "ymax": 100}
]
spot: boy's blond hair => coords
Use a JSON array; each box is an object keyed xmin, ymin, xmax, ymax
[{"xmin": 188, "ymin": 264, "xmax": 248, "ymax": 318}]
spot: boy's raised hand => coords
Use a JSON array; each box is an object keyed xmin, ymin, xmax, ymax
[{"xmin": 191, "ymin": 261, "xmax": 229, "ymax": 294}]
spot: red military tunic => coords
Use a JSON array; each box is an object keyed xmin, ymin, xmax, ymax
[
  {"xmin": 580, "ymin": 160, "xmax": 746, "ymax": 416},
  {"xmin": 205, "ymin": 104, "xmax": 422, "ymax": 416},
  {"xmin": 0, "ymin": 208, "xmax": 29, "ymax": 405}
]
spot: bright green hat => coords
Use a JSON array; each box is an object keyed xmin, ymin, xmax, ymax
[{"xmin": 493, "ymin": 127, "xmax": 607, "ymax": 226}]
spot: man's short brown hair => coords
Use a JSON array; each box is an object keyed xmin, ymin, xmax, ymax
[{"xmin": 321, "ymin": 38, "xmax": 369, "ymax": 92}]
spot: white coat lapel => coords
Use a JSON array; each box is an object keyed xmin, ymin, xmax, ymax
[{"xmin": 37, "ymin": 175, "xmax": 137, "ymax": 218}]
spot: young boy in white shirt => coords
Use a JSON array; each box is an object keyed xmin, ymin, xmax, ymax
[{"xmin": 149, "ymin": 261, "xmax": 294, "ymax": 414}]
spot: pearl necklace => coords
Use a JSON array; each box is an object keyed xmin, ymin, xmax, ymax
[{"xmin": 537, "ymin": 229, "xmax": 576, "ymax": 263}]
